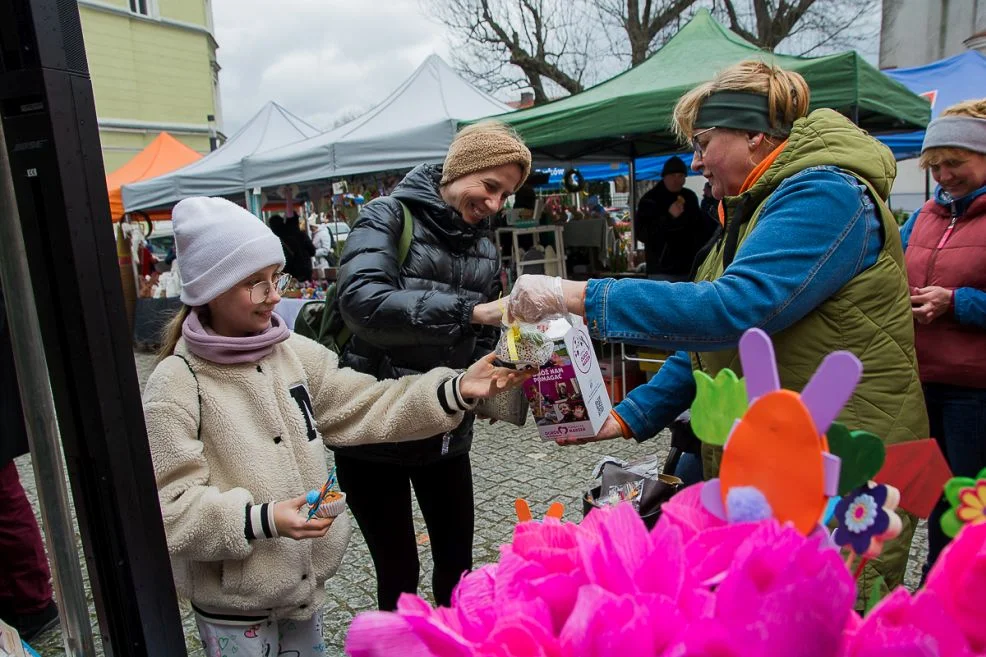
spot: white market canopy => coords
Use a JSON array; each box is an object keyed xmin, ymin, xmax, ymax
[
  {"xmin": 122, "ymin": 102, "xmax": 321, "ymax": 211},
  {"xmin": 241, "ymin": 55, "xmax": 513, "ymax": 189}
]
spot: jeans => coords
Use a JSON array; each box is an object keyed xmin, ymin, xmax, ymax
[
  {"xmin": 924, "ymin": 383, "xmax": 986, "ymax": 571},
  {"xmin": 673, "ymin": 452, "xmax": 705, "ymax": 486}
]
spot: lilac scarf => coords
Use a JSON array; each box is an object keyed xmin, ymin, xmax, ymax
[{"xmin": 182, "ymin": 309, "xmax": 291, "ymax": 364}]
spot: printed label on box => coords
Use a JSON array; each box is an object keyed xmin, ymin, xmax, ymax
[{"xmin": 522, "ymin": 322, "xmax": 611, "ymax": 441}]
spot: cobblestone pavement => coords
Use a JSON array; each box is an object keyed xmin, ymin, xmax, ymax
[{"xmin": 18, "ymin": 351, "xmax": 927, "ymax": 656}]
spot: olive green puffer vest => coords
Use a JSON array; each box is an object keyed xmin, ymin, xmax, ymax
[{"xmin": 692, "ymin": 109, "xmax": 928, "ymax": 478}]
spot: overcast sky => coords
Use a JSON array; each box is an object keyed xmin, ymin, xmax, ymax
[
  {"xmin": 211, "ymin": 1, "xmax": 881, "ymax": 137},
  {"xmin": 212, "ymin": 0, "xmax": 453, "ymax": 135}
]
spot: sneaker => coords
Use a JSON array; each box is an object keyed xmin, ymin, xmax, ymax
[{"xmin": 11, "ymin": 600, "xmax": 60, "ymax": 643}]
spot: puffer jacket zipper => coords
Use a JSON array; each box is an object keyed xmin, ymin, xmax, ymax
[{"xmin": 925, "ymin": 198, "xmax": 960, "ymax": 285}]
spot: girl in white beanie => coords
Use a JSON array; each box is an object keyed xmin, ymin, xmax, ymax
[{"xmin": 142, "ymin": 197, "xmax": 522, "ymax": 657}]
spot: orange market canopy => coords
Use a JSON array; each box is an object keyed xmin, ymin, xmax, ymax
[{"xmin": 105, "ymin": 132, "xmax": 202, "ymax": 221}]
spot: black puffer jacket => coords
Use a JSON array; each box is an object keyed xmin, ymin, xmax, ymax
[{"xmin": 332, "ymin": 164, "xmax": 501, "ymax": 464}]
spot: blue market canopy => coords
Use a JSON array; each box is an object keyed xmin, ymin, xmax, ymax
[{"xmin": 879, "ymin": 50, "xmax": 986, "ymax": 160}]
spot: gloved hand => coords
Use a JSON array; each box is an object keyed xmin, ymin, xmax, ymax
[{"xmin": 508, "ymin": 275, "xmax": 567, "ymax": 323}]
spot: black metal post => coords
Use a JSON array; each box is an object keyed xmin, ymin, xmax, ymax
[{"xmin": 0, "ymin": 1, "xmax": 186, "ymax": 655}]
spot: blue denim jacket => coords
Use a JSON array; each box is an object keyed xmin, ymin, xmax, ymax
[
  {"xmin": 586, "ymin": 167, "xmax": 884, "ymax": 441},
  {"xmin": 900, "ymin": 183, "xmax": 986, "ymax": 330}
]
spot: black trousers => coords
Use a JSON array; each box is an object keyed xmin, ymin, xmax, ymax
[{"xmin": 334, "ymin": 452, "xmax": 474, "ymax": 610}]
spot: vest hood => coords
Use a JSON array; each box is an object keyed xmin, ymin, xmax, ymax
[{"xmin": 744, "ymin": 109, "xmax": 897, "ymax": 207}]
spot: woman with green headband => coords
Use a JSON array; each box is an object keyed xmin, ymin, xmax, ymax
[{"xmin": 508, "ymin": 59, "xmax": 928, "ymax": 609}]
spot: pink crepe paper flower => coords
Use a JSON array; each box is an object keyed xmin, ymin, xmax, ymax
[
  {"xmin": 473, "ymin": 598, "xmax": 561, "ymax": 657},
  {"xmin": 450, "ymin": 565, "xmax": 498, "ymax": 643},
  {"xmin": 657, "ymin": 481, "xmax": 726, "ymax": 542},
  {"xmin": 558, "ymin": 585, "xmax": 684, "ymax": 657},
  {"xmin": 345, "ymin": 609, "xmax": 472, "ymax": 657},
  {"xmin": 495, "ymin": 519, "xmax": 588, "ymax": 632},
  {"xmin": 577, "ymin": 502, "xmax": 665, "ymax": 594},
  {"xmin": 345, "ymin": 496, "xmax": 986, "ymax": 657},
  {"xmin": 923, "ymin": 522, "xmax": 986, "ymax": 652},
  {"xmin": 672, "ymin": 522, "xmax": 856, "ymax": 657},
  {"xmin": 840, "ymin": 587, "xmax": 974, "ymax": 657}
]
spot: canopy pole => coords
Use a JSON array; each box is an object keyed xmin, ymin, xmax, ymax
[
  {"xmin": 252, "ymin": 190, "xmax": 263, "ymax": 219},
  {"xmin": 0, "ymin": 120, "xmax": 97, "ymax": 657},
  {"xmin": 924, "ymin": 167, "xmax": 931, "ymax": 201},
  {"xmin": 627, "ymin": 145, "xmax": 638, "ymax": 266}
]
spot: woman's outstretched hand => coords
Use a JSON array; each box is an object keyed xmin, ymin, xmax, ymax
[
  {"xmin": 471, "ymin": 300, "xmax": 506, "ymax": 326},
  {"xmin": 460, "ymin": 353, "xmax": 533, "ymax": 399},
  {"xmin": 554, "ymin": 415, "xmax": 623, "ymax": 446},
  {"xmin": 273, "ymin": 494, "xmax": 334, "ymax": 540}
]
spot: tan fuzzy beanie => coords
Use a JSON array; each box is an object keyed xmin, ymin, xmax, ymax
[{"xmin": 440, "ymin": 121, "xmax": 532, "ymax": 190}]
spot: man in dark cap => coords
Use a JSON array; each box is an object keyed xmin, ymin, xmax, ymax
[{"xmin": 634, "ymin": 156, "xmax": 718, "ymax": 280}]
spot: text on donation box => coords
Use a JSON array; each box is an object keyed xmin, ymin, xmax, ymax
[{"xmin": 522, "ymin": 322, "xmax": 611, "ymax": 441}]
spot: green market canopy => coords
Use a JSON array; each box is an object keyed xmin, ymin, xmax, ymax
[{"xmin": 487, "ymin": 9, "xmax": 930, "ymax": 161}]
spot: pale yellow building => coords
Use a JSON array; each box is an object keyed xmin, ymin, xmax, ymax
[{"xmin": 78, "ymin": 0, "xmax": 224, "ymax": 173}]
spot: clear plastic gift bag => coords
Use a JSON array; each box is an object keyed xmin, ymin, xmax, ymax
[{"xmin": 492, "ymin": 321, "xmax": 556, "ymax": 370}]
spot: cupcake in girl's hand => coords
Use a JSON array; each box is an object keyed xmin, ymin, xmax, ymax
[{"xmin": 306, "ymin": 489, "xmax": 347, "ymax": 518}]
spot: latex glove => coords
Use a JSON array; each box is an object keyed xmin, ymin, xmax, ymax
[
  {"xmin": 461, "ymin": 353, "xmax": 534, "ymax": 399},
  {"xmin": 508, "ymin": 275, "xmax": 566, "ymax": 323},
  {"xmin": 910, "ymin": 285, "xmax": 952, "ymax": 324},
  {"xmin": 273, "ymin": 494, "xmax": 334, "ymax": 539}
]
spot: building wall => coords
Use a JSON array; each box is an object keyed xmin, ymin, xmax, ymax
[
  {"xmin": 78, "ymin": 0, "xmax": 221, "ymax": 174},
  {"xmin": 880, "ymin": 0, "xmax": 986, "ymax": 213},
  {"xmin": 881, "ymin": 0, "xmax": 986, "ymax": 69}
]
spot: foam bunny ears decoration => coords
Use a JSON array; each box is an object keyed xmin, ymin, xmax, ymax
[
  {"xmin": 940, "ymin": 467, "xmax": 986, "ymax": 538},
  {"xmin": 690, "ymin": 329, "xmax": 875, "ymax": 534}
]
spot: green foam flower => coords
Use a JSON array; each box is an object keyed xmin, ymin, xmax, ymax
[{"xmin": 690, "ymin": 368, "xmax": 747, "ymax": 446}]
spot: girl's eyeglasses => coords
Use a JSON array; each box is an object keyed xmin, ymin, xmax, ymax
[
  {"xmin": 249, "ymin": 273, "xmax": 291, "ymax": 304},
  {"xmin": 691, "ymin": 127, "xmax": 717, "ymax": 157}
]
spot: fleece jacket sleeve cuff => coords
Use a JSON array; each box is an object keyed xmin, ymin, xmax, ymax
[
  {"xmin": 438, "ymin": 374, "xmax": 477, "ymax": 414},
  {"xmin": 244, "ymin": 503, "xmax": 279, "ymax": 541}
]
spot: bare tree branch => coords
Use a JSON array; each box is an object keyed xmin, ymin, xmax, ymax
[
  {"xmin": 713, "ymin": 0, "xmax": 880, "ymax": 54},
  {"xmin": 426, "ymin": 0, "xmax": 590, "ymax": 104},
  {"xmin": 424, "ymin": 0, "xmax": 881, "ymax": 104}
]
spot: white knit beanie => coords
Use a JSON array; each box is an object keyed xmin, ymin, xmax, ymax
[{"xmin": 173, "ymin": 197, "xmax": 286, "ymax": 306}]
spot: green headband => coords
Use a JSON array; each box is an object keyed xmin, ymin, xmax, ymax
[{"xmin": 694, "ymin": 91, "xmax": 790, "ymax": 136}]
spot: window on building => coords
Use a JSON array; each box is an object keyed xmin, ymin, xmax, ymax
[{"xmin": 129, "ymin": 0, "xmax": 149, "ymax": 15}]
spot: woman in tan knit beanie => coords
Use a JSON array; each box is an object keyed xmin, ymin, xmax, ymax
[{"xmin": 331, "ymin": 119, "xmax": 530, "ymax": 611}]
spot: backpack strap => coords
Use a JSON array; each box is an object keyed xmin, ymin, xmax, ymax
[
  {"xmin": 172, "ymin": 353, "xmax": 202, "ymax": 440},
  {"xmin": 396, "ymin": 200, "xmax": 413, "ymax": 265},
  {"xmin": 335, "ymin": 200, "xmax": 414, "ymax": 351}
]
